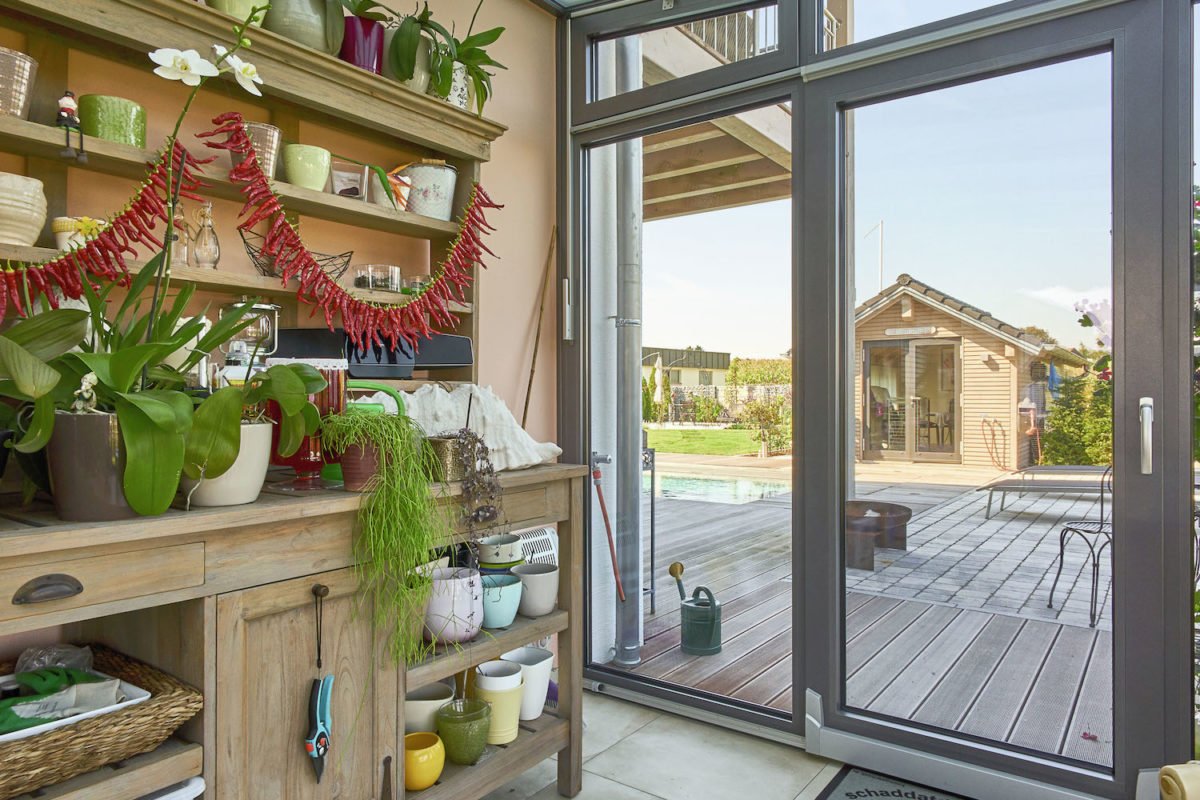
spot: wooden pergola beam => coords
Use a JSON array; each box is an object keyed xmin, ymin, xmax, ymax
[
  {"xmin": 642, "ymin": 122, "xmax": 725, "ymax": 154},
  {"xmin": 643, "ymin": 136, "xmax": 763, "ymax": 182},
  {"xmin": 644, "ymin": 158, "xmax": 790, "ymax": 204},
  {"xmin": 644, "ymin": 180, "xmax": 791, "ymax": 220}
]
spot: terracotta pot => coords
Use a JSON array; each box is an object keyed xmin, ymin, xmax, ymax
[
  {"xmin": 424, "ymin": 567, "xmax": 483, "ymax": 644},
  {"xmin": 339, "ymin": 442, "xmax": 380, "ymax": 492},
  {"xmin": 46, "ymin": 412, "xmax": 137, "ymax": 522},
  {"xmin": 181, "ymin": 422, "xmax": 272, "ymax": 507},
  {"xmin": 339, "ymin": 17, "xmax": 384, "ymax": 75}
]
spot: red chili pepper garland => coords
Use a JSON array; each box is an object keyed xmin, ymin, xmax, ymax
[
  {"xmin": 0, "ymin": 139, "xmax": 209, "ymax": 322},
  {"xmin": 199, "ymin": 111, "xmax": 503, "ymax": 350}
]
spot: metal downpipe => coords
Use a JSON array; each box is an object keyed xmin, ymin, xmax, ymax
[{"xmin": 613, "ymin": 34, "xmax": 643, "ymax": 667}]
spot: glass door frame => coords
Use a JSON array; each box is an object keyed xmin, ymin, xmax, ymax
[
  {"xmin": 797, "ymin": 2, "xmax": 1193, "ymax": 798},
  {"xmin": 861, "ymin": 340, "xmax": 911, "ymax": 461},
  {"xmin": 909, "ymin": 339, "xmax": 961, "ymax": 463}
]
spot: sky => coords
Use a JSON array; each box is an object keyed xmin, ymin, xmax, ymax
[{"xmin": 641, "ymin": 9, "xmax": 1114, "ymax": 359}]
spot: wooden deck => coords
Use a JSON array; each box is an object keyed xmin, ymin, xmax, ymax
[{"xmin": 623, "ymin": 492, "xmax": 1113, "ymax": 767}]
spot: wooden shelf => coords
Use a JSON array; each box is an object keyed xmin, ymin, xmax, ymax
[
  {"xmin": 407, "ymin": 611, "xmax": 570, "ymax": 692},
  {"xmin": 12, "ymin": 738, "xmax": 203, "ymax": 800},
  {"xmin": 0, "ymin": 116, "xmax": 461, "ymax": 240},
  {"xmin": 3, "ymin": 0, "xmax": 505, "ymax": 161},
  {"xmin": 348, "ymin": 287, "xmax": 473, "ymax": 314},
  {"xmin": 406, "ymin": 716, "xmax": 568, "ymax": 800}
]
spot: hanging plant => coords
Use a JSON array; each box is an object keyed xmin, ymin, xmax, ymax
[
  {"xmin": 443, "ymin": 426, "xmax": 502, "ymax": 538},
  {"xmin": 322, "ymin": 411, "xmax": 450, "ymax": 664}
]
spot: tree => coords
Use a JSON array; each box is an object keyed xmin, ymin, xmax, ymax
[
  {"xmin": 1021, "ymin": 325, "xmax": 1058, "ymax": 345},
  {"xmin": 641, "ymin": 375, "xmax": 656, "ymax": 423},
  {"xmin": 727, "ymin": 357, "xmax": 791, "ymax": 387},
  {"xmin": 740, "ymin": 398, "xmax": 786, "ymax": 458},
  {"xmin": 1043, "ymin": 374, "xmax": 1111, "ymax": 466},
  {"xmin": 658, "ymin": 367, "xmax": 672, "ymax": 423}
]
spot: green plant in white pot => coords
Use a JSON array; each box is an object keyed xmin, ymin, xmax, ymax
[
  {"xmin": 427, "ymin": 1, "xmax": 505, "ymax": 115},
  {"xmin": 386, "ymin": 3, "xmax": 450, "ymax": 93}
]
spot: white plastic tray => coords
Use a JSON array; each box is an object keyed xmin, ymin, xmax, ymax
[
  {"xmin": 138, "ymin": 777, "xmax": 206, "ymax": 800},
  {"xmin": 0, "ymin": 670, "xmax": 150, "ymax": 743}
]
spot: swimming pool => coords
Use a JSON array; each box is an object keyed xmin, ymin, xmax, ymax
[{"xmin": 642, "ymin": 473, "xmax": 791, "ymax": 505}]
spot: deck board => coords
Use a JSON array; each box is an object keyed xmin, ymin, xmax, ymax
[
  {"xmin": 846, "ymin": 605, "xmax": 959, "ymax": 707},
  {"xmin": 1060, "ymin": 633, "xmax": 1113, "ymax": 767},
  {"xmin": 957, "ymin": 620, "xmax": 1059, "ymax": 741},
  {"xmin": 911, "ymin": 614, "xmax": 1024, "ymax": 729},
  {"xmin": 1006, "ymin": 625, "xmax": 1097, "ymax": 753}
]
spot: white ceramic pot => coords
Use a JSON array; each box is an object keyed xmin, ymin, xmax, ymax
[
  {"xmin": 424, "ymin": 567, "xmax": 483, "ymax": 644},
  {"xmin": 0, "ymin": 173, "xmax": 46, "ymax": 246},
  {"xmin": 477, "ymin": 533, "xmax": 522, "ymax": 564},
  {"xmin": 436, "ymin": 62, "xmax": 471, "ymax": 110},
  {"xmin": 473, "ymin": 660, "xmax": 522, "ymax": 691},
  {"xmin": 400, "ymin": 162, "xmax": 457, "ymax": 222},
  {"xmin": 384, "ymin": 30, "xmax": 432, "ymax": 94},
  {"xmin": 181, "ymin": 422, "xmax": 272, "ymax": 507},
  {"xmin": 511, "ymin": 563, "xmax": 559, "ymax": 618},
  {"xmin": 501, "ymin": 646, "xmax": 554, "ymax": 721},
  {"xmin": 404, "ymin": 680, "xmax": 454, "ymax": 734}
]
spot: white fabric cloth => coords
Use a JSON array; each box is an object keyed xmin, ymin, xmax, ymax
[{"xmin": 361, "ymin": 384, "xmax": 561, "ymax": 472}]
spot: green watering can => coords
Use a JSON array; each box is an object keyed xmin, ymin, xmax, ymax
[
  {"xmin": 321, "ymin": 380, "xmax": 407, "ymax": 482},
  {"xmin": 670, "ymin": 562, "xmax": 722, "ymax": 657}
]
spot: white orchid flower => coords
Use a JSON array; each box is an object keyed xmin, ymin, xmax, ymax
[
  {"xmin": 213, "ymin": 45, "xmax": 264, "ymax": 97},
  {"xmin": 149, "ymin": 48, "xmax": 219, "ymax": 87}
]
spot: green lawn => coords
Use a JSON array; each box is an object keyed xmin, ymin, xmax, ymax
[{"xmin": 644, "ymin": 428, "xmax": 758, "ymax": 456}]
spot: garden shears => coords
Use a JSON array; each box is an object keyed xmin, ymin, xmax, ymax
[{"xmin": 304, "ymin": 673, "xmax": 334, "ymax": 782}]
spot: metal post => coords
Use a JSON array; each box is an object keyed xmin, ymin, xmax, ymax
[{"xmin": 613, "ymin": 34, "xmax": 643, "ymax": 667}]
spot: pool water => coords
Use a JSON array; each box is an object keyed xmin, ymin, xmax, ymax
[{"xmin": 642, "ymin": 473, "xmax": 790, "ymax": 505}]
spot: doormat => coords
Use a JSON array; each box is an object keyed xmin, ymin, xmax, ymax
[{"xmin": 814, "ymin": 766, "xmax": 973, "ymax": 800}]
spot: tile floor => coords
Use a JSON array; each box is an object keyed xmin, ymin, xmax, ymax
[{"xmin": 483, "ymin": 691, "xmax": 842, "ymax": 800}]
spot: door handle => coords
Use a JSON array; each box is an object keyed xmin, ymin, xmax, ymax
[{"xmin": 1139, "ymin": 397, "xmax": 1153, "ymax": 475}]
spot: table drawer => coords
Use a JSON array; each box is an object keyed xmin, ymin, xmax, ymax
[{"xmin": 0, "ymin": 543, "xmax": 205, "ymax": 623}]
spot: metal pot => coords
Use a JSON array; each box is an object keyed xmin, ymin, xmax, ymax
[{"xmin": 46, "ymin": 412, "xmax": 137, "ymax": 522}]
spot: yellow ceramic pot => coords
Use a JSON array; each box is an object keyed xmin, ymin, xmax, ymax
[
  {"xmin": 404, "ymin": 732, "xmax": 445, "ymax": 791},
  {"xmin": 473, "ymin": 682, "xmax": 523, "ymax": 745}
]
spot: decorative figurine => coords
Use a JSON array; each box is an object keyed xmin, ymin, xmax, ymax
[{"xmin": 55, "ymin": 90, "xmax": 87, "ymax": 164}]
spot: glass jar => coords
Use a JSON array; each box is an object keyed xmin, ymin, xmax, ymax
[{"xmin": 190, "ymin": 201, "xmax": 220, "ymax": 269}]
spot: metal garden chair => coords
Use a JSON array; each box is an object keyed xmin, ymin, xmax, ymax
[{"xmin": 1047, "ymin": 465, "xmax": 1113, "ymax": 628}]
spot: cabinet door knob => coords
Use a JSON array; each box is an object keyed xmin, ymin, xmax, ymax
[{"xmin": 12, "ymin": 573, "xmax": 84, "ymax": 605}]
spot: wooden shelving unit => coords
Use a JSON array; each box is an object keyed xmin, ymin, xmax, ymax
[{"xmin": 407, "ymin": 611, "xmax": 570, "ymax": 691}]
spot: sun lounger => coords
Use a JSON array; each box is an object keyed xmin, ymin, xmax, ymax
[{"xmin": 978, "ymin": 477, "xmax": 1106, "ymax": 518}]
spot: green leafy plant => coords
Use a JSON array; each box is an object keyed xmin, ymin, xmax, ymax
[
  {"xmin": 322, "ymin": 411, "xmax": 450, "ymax": 664},
  {"xmin": 427, "ymin": 0, "xmax": 505, "ymax": 115},
  {"xmin": 337, "ymin": 0, "xmax": 392, "ymax": 21},
  {"xmin": 387, "ymin": 2, "xmax": 451, "ymax": 82}
]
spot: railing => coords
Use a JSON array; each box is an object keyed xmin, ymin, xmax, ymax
[
  {"xmin": 680, "ymin": 6, "xmax": 779, "ymax": 64},
  {"xmin": 823, "ymin": 7, "xmax": 841, "ymax": 51}
]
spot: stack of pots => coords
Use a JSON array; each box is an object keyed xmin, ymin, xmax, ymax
[{"xmin": 472, "ymin": 661, "xmax": 522, "ymax": 745}]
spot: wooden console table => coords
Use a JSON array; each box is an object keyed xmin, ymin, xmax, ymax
[{"xmin": 0, "ymin": 463, "xmax": 586, "ymax": 800}]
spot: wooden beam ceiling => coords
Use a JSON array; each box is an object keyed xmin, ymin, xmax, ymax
[
  {"xmin": 644, "ymin": 180, "xmax": 791, "ymax": 221},
  {"xmin": 644, "ymin": 157, "xmax": 790, "ymax": 205},
  {"xmin": 643, "ymin": 136, "xmax": 763, "ymax": 182}
]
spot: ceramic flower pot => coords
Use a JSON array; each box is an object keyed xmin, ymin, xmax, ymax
[
  {"xmin": 339, "ymin": 443, "xmax": 379, "ymax": 492},
  {"xmin": 480, "ymin": 575, "xmax": 522, "ymax": 629},
  {"xmin": 473, "ymin": 660, "xmax": 522, "ymax": 692},
  {"xmin": 400, "ymin": 162, "xmax": 457, "ymax": 222},
  {"xmin": 0, "ymin": 46, "xmax": 37, "ymax": 119},
  {"xmin": 383, "ymin": 30, "xmax": 432, "ymax": 93},
  {"xmin": 431, "ymin": 61, "xmax": 471, "ymax": 110},
  {"xmin": 339, "ymin": 16, "xmax": 384, "ymax": 75},
  {"xmin": 45, "ymin": 412, "xmax": 138, "ymax": 522},
  {"xmin": 403, "ymin": 732, "xmax": 445, "ymax": 791},
  {"xmin": 502, "ymin": 646, "xmax": 555, "ymax": 721},
  {"xmin": 435, "ymin": 698, "xmax": 490, "ymax": 766},
  {"xmin": 207, "ymin": 0, "xmax": 266, "ymax": 26},
  {"xmin": 404, "ymin": 681, "xmax": 455, "ymax": 734},
  {"xmin": 0, "ymin": 173, "xmax": 46, "ymax": 246},
  {"xmin": 477, "ymin": 533, "xmax": 522, "ymax": 564},
  {"xmin": 263, "ymin": 0, "xmax": 343, "ymax": 53},
  {"xmin": 180, "ymin": 422, "xmax": 273, "ymax": 507},
  {"xmin": 282, "ymin": 144, "xmax": 332, "ymax": 192},
  {"xmin": 424, "ymin": 567, "xmax": 483, "ymax": 643},
  {"xmin": 474, "ymin": 682, "xmax": 523, "ymax": 745},
  {"xmin": 78, "ymin": 95, "xmax": 146, "ymax": 149},
  {"xmin": 511, "ymin": 563, "xmax": 559, "ymax": 618}
]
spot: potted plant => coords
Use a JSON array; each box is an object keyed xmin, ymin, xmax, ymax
[
  {"xmin": 385, "ymin": 2, "xmax": 450, "ymax": 94},
  {"xmin": 321, "ymin": 410, "xmax": 449, "ymax": 663},
  {"xmin": 181, "ymin": 360, "xmax": 327, "ymax": 507},
  {"xmin": 427, "ymin": 1, "xmax": 505, "ymax": 114},
  {"xmin": 337, "ymin": 0, "xmax": 392, "ymax": 75},
  {"xmin": 263, "ymin": 0, "xmax": 345, "ymax": 55}
]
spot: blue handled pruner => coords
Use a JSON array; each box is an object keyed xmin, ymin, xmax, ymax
[{"xmin": 304, "ymin": 674, "xmax": 334, "ymax": 782}]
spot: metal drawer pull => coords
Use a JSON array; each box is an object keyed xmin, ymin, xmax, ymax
[{"xmin": 12, "ymin": 574, "xmax": 84, "ymax": 605}]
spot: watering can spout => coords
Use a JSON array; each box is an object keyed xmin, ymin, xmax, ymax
[{"xmin": 668, "ymin": 562, "xmax": 686, "ymax": 601}]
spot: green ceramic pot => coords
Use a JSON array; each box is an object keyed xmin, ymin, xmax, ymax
[
  {"xmin": 207, "ymin": 0, "xmax": 266, "ymax": 26},
  {"xmin": 77, "ymin": 95, "xmax": 146, "ymax": 149},
  {"xmin": 282, "ymin": 144, "xmax": 331, "ymax": 192},
  {"xmin": 263, "ymin": 0, "xmax": 343, "ymax": 54}
]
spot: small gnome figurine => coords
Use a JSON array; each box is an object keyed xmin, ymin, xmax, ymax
[{"xmin": 55, "ymin": 91, "xmax": 87, "ymax": 164}]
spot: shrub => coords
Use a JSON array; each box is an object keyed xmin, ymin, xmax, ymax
[
  {"xmin": 1043, "ymin": 374, "xmax": 1111, "ymax": 466},
  {"xmin": 692, "ymin": 396, "xmax": 724, "ymax": 423}
]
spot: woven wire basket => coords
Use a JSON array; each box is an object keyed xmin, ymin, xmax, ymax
[
  {"xmin": 0, "ymin": 645, "xmax": 203, "ymax": 799},
  {"xmin": 240, "ymin": 228, "xmax": 351, "ymax": 280}
]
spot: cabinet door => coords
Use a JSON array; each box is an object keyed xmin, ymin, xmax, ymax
[{"xmin": 215, "ymin": 568, "xmax": 399, "ymax": 799}]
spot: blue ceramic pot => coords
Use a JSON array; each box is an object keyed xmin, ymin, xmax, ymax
[{"xmin": 481, "ymin": 575, "xmax": 523, "ymax": 629}]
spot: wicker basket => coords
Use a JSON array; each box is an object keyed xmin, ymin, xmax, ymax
[
  {"xmin": 426, "ymin": 436, "xmax": 466, "ymax": 482},
  {"xmin": 0, "ymin": 645, "xmax": 203, "ymax": 799}
]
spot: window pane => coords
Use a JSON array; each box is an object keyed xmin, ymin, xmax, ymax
[
  {"xmin": 823, "ymin": 0, "xmax": 1010, "ymax": 51},
  {"xmin": 843, "ymin": 55, "xmax": 1115, "ymax": 768},
  {"xmin": 592, "ymin": 5, "xmax": 779, "ymax": 102}
]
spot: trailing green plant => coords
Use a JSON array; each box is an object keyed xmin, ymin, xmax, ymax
[
  {"xmin": 427, "ymin": 0, "xmax": 506, "ymax": 115},
  {"xmin": 323, "ymin": 411, "xmax": 450, "ymax": 664}
]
